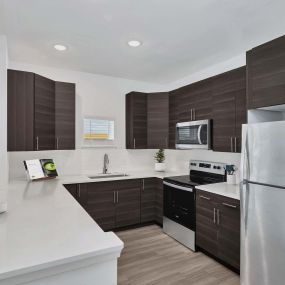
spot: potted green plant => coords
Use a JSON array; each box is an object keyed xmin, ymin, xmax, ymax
[{"xmin": 154, "ymin": 149, "xmax": 166, "ymax": 172}]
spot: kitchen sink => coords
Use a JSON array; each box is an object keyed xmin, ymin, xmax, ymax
[{"xmin": 88, "ymin": 173, "xmax": 129, "ymax": 179}]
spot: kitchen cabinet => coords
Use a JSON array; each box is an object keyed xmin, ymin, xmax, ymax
[
  {"xmin": 155, "ymin": 178, "xmax": 164, "ymax": 225},
  {"xmin": 34, "ymin": 74, "xmax": 56, "ymax": 151},
  {"xmin": 141, "ymin": 178, "xmax": 157, "ymax": 223},
  {"xmin": 126, "ymin": 92, "xmax": 148, "ymax": 149},
  {"xmin": 247, "ymin": 35, "xmax": 285, "ymax": 109},
  {"xmin": 64, "ymin": 178, "xmax": 163, "ymax": 231},
  {"xmin": 168, "ymin": 90, "xmax": 178, "ymax": 149},
  {"xmin": 212, "ymin": 66, "xmax": 246, "ymax": 153},
  {"xmin": 7, "ymin": 70, "xmax": 35, "ymax": 151},
  {"xmin": 126, "ymin": 91, "xmax": 170, "ymax": 149},
  {"xmin": 196, "ymin": 189, "xmax": 240, "ymax": 271},
  {"xmin": 176, "ymin": 78, "xmax": 212, "ymax": 122},
  {"xmin": 147, "ymin": 92, "xmax": 169, "ymax": 148},
  {"xmin": 55, "ymin": 81, "xmax": 76, "ymax": 150},
  {"xmin": 7, "ymin": 69, "xmax": 76, "ymax": 151},
  {"xmin": 116, "ymin": 180, "xmax": 141, "ymax": 227}
]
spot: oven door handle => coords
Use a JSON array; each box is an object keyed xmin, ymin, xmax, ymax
[
  {"xmin": 197, "ymin": 125, "xmax": 203, "ymax": 145},
  {"xmin": 163, "ymin": 181, "xmax": 193, "ymax": 192}
]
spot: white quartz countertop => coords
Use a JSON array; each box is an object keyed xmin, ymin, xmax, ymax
[
  {"xmin": 0, "ymin": 178, "xmax": 124, "ymax": 281},
  {"xmin": 0, "ymin": 169, "xmax": 186, "ymax": 280},
  {"xmin": 196, "ymin": 182, "xmax": 240, "ymax": 200}
]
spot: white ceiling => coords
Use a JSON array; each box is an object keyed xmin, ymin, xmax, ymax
[{"xmin": 1, "ymin": 0, "xmax": 285, "ymax": 83}]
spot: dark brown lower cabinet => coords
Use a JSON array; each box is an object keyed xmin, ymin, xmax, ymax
[
  {"xmin": 141, "ymin": 178, "xmax": 157, "ymax": 223},
  {"xmin": 64, "ymin": 178, "xmax": 163, "ymax": 231},
  {"xmin": 116, "ymin": 180, "xmax": 141, "ymax": 228},
  {"xmin": 155, "ymin": 178, "xmax": 163, "ymax": 225},
  {"xmin": 196, "ymin": 189, "xmax": 240, "ymax": 271}
]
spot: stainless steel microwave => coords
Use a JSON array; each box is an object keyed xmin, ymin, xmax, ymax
[{"xmin": 175, "ymin": 120, "xmax": 212, "ymax": 149}]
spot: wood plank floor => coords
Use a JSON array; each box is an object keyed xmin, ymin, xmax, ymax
[{"xmin": 116, "ymin": 225, "xmax": 240, "ymax": 285}]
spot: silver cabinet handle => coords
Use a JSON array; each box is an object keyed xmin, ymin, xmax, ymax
[
  {"xmin": 133, "ymin": 138, "xmax": 136, "ymax": 149},
  {"xmin": 193, "ymin": 109, "xmax": 196, "ymax": 120},
  {"xmin": 117, "ymin": 191, "xmax": 119, "ymax": 203},
  {"xmin": 199, "ymin": 195, "xmax": 210, "ymax": 200},
  {"xmin": 36, "ymin": 136, "xmax": 39, "ymax": 151},
  {"xmin": 56, "ymin": 137, "xmax": 59, "ymax": 150},
  {"xmin": 142, "ymin": 179, "xmax": 144, "ymax": 190},
  {"xmin": 234, "ymin": 137, "xmax": 237, "ymax": 152},
  {"xmin": 230, "ymin": 137, "xmax": 233, "ymax": 152},
  {"xmin": 190, "ymin": 109, "xmax": 193, "ymax": 121},
  {"xmin": 213, "ymin": 208, "xmax": 216, "ymax": 224},
  {"xmin": 222, "ymin": 202, "xmax": 237, "ymax": 209},
  {"xmin": 113, "ymin": 191, "xmax": 116, "ymax": 204},
  {"xmin": 217, "ymin": 209, "xmax": 220, "ymax": 225},
  {"xmin": 78, "ymin": 184, "xmax": 81, "ymax": 198}
]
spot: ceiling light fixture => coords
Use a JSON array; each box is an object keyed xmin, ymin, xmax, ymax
[
  {"xmin": 127, "ymin": 40, "xmax": 142, "ymax": 47},
  {"xmin": 54, "ymin": 44, "xmax": 67, "ymax": 51}
]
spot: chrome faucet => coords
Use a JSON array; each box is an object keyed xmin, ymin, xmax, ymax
[{"xmin": 103, "ymin": 153, "xmax": 109, "ymax": 174}]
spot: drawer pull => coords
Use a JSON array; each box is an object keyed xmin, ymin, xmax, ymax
[
  {"xmin": 213, "ymin": 208, "xmax": 216, "ymax": 224},
  {"xmin": 222, "ymin": 202, "xmax": 237, "ymax": 209},
  {"xmin": 199, "ymin": 195, "xmax": 210, "ymax": 200}
]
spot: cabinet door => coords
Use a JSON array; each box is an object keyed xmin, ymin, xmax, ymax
[
  {"xmin": 155, "ymin": 178, "xmax": 163, "ymax": 225},
  {"xmin": 191, "ymin": 78, "xmax": 212, "ymax": 121},
  {"xmin": 196, "ymin": 190, "xmax": 219, "ymax": 256},
  {"xmin": 147, "ymin": 92, "xmax": 169, "ymax": 148},
  {"xmin": 34, "ymin": 74, "xmax": 56, "ymax": 150},
  {"xmin": 141, "ymin": 178, "xmax": 156, "ymax": 223},
  {"xmin": 176, "ymin": 85, "xmax": 196, "ymax": 122},
  {"xmin": 116, "ymin": 180, "xmax": 141, "ymax": 228},
  {"xmin": 212, "ymin": 68, "xmax": 245, "ymax": 152},
  {"xmin": 235, "ymin": 67, "xmax": 247, "ymax": 152},
  {"xmin": 64, "ymin": 184, "xmax": 78, "ymax": 201},
  {"xmin": 247, "ymin": 35, "xmax": 285, "ymax": 109},
  {"xmin": 7, "ymin": 70, "xmax": 35, "ymax": 151},
  {"xmin": 168, "ymin": 90, "xmax": 178, "ymax": 149},
  {"xmin": 126, "ymin": 92, "xmax": 148, "ymax": 149},
  {"xmin": 84, "ymin": 182, "xmax": 116, "ymax": 231},
  {"xmin": 217, "ymin": 197, "xmax": 240, "ymax": 270},
  {"xmin": 55, "ymin": 81, "xmax": 75, "ymax": 150}
]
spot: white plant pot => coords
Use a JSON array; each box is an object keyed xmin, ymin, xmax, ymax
[
  {"xmin": 155, "ymin": 162, "xmax": 166, "ymax": 172},
  {"xmin": 227, "ymin": 174, "xmax": 236, "ymax": 185}
]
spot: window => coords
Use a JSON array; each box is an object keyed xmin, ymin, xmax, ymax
[{"xmin": 84, "ymin": 118, "xmax": 115, "ymax": 141}]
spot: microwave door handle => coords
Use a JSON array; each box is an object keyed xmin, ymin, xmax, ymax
[{"xmin": 197, "ymin": 125, "xmax": 203, "ymax": 145}]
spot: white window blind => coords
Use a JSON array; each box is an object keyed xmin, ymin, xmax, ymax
[{"xmin": 84, "ymin": 118, "xmax": 114, "ymax": 140}]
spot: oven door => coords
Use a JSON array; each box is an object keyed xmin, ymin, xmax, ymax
[
  {"xmin": 175, "ymin": 120, "xmax": 211, "ymax": 149},
  {"xmin": 163, "ymin": 181, "xmax": 195, "ymax": 231}
]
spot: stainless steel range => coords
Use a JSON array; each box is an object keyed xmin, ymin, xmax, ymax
[{"xmin": 163, "ymin": 160, "xmax": 226, "ymax": 251}]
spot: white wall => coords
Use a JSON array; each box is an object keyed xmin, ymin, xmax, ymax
[
  {"xmin": 0, "ymin": 35, "xmax": 8, "ymax": 187},
  {"xmin": 166, "ymin": 54, "xmax": 246, "ymax": 90}
]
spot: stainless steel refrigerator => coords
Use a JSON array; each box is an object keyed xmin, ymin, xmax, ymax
[{"xmin": 240, "ymin": 121, "xmax": 285, "ymax": 285}]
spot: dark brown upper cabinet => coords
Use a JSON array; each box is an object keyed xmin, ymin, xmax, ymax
[
  {"xmin": 175, "ymin": 78, "xmax": 213, "ymax": 122},
  {"xmin": 7, "ymin": 69, "xmax": 75, "ymax": 151},
  {"xmin": 126, "ymin": 91, "xmax": 169, "ymax": 149},
  {"xmin": 55, "ymin": 82, "xmax": 76, "ymax": 150},
  {"xmin": 168, "ymin": 90, "xmax": 178, "ymax": 149},
  {"xmin": 7, "ymin": 70, "xmax": 35, "ymax": 151},
  {"xmin": 147, "ymin": 92, "xmax": 169, "ymax": 149},
  {"xmin": 34, "ymin": 74, "xmax": 56, "ymax": 151},
  {"xmin": 126, "ymin": 92, "xmax": 148, "ymax": 149},
  {"xmin": 212, "ymin": 67, "xmax": 246, "ymax": 153},
  {"xmin": 247, "ymin": 35, "xmax": 285, "ymax": 109}
]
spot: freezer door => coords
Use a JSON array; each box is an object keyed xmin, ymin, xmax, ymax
[
  {"xmin": 240, "ymin": 182, "xmax": 285, "ymax": 285},
  {"xmin": 243, "ymin": 121, "xmax": 285, "ymax": 187}
]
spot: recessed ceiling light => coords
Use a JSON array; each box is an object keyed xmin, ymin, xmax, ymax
[
  {"xmin": 54, "ymin": 44, "xmax": 67, "ymax": 51},
  {"xmin": 127, "ymin": 40, "xmax": 142, "ymax": 47}
]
